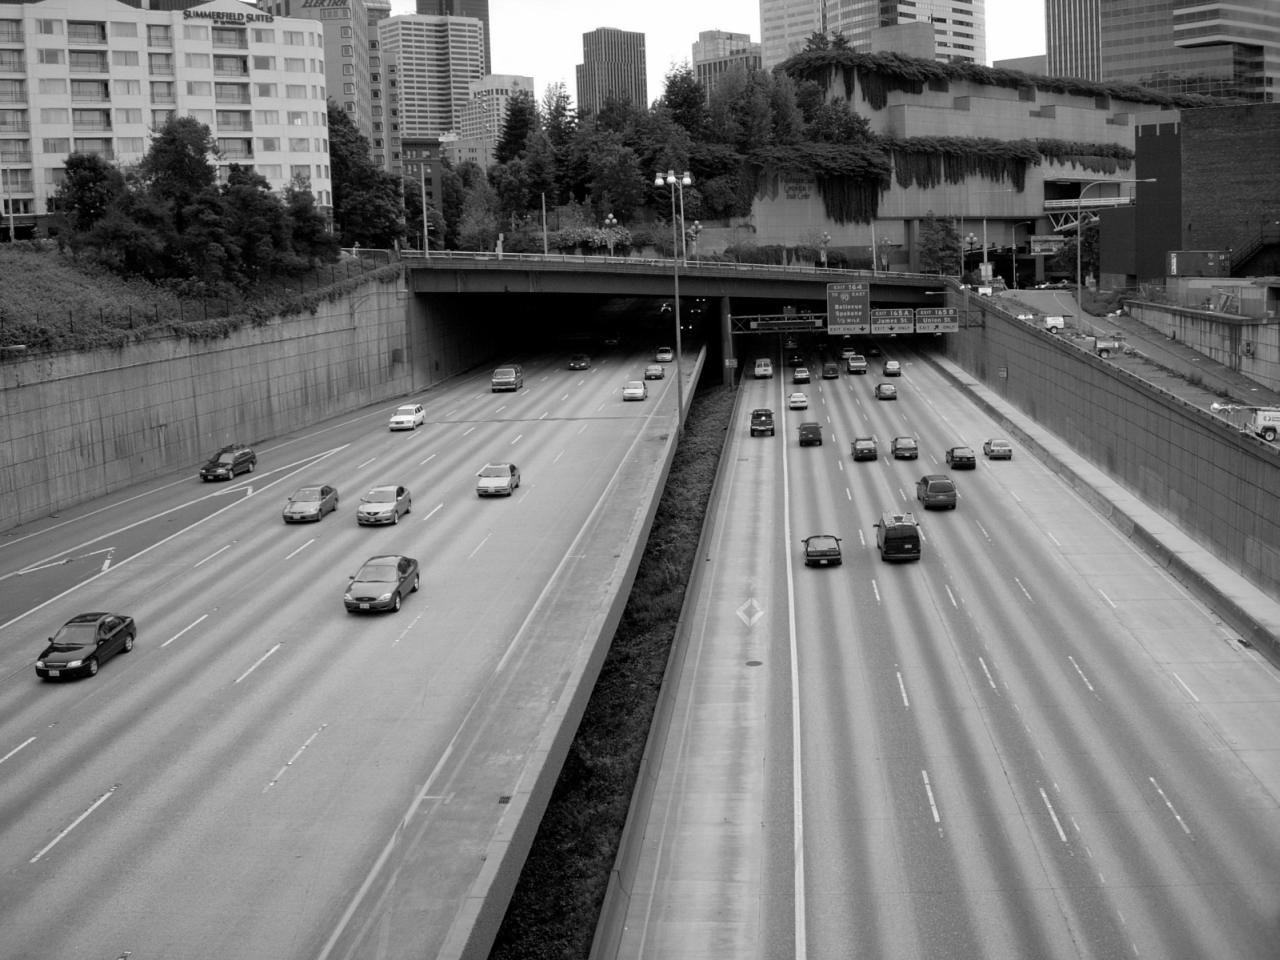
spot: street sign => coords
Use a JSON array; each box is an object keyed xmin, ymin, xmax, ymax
[
  {"xmin": 871, "ymin": 308, "xmax": 913, "ymax": 335},
  {"xmin": 827, "ymin": 281, "xmax": 870, "ymax": 334},
  {"xmin": 914, "ymin": 307, "xmax": 959, "ymax": 333}
]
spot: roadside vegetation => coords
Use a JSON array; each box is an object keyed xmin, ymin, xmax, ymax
[{"xmin": 491, "ymin": 381, "xmax": 736, "ymax": 960}]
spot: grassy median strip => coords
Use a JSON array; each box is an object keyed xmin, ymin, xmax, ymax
[{"xmin": 491, "ymin": 381, "xmax": 736, "ymax": 959}]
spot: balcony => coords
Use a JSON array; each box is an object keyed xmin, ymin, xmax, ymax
[{"xmin": 0, "ymin": 119, "xmax": 29, "ymax": 132}]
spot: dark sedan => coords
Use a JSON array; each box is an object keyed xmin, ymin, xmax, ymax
[
  {"xmin": 36, "ymin": 612, "xmax": 135, "ymax": 680},
  {"xmin": 344, "ymin": 555, "xmax": 421, "ymax": 613},
  {"xmin": 945, "ymin": 445, "xmax": 977, "ymax": 469},
  {"xmin": 282, "ymin": 484, "xmax": 339, "ymax": 522}
]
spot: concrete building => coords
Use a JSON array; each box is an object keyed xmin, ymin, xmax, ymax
[
  {"xmin": 575, "ymin": 27, "xmax": 646, "ymax": 116},
  {"xmin": 0, "ymin": 0, "xmax": 333, "ymax": 239},
  {"xmin": 365, "ymin": 0, "xmax": 391, "ymax": 169},
  {"xmin": 691, "ymin": 30, "xmax": 761, "ymax": 103},
  {"xmin": 1047, "ymin": 0, "xmax": 1280, "ymax": 101},
  {"xmin": 760, "ymin": 0, "xmax": 986, "ymax": 71},
  {"xmin": 415, "ymin": 0, "xmax": 489, "ymax": 75},
  {"xmin": 442, "ymin": 72, "xmax": 532, "ymax": 169},
  {"xmin": 261, "ymin": 0, "xmax": 375, "ymax": 145}
]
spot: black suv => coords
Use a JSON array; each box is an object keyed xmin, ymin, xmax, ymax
[
  {"xmin": 200, "ymin": 443, "xmax": 256, "ymax": 481},
  {"xmin": 750, "ymin": 408, "xmax": 776, "ymax": 437}
]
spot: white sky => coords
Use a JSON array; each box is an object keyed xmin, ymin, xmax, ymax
[{"xmin": 389, "ymin": 0, "xmax": 1046, "ymax": 106}]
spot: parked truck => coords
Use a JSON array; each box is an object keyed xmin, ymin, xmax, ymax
[{"xmin": 1247, "ymin": 408, "xmax": 1280, "ymax": 442}]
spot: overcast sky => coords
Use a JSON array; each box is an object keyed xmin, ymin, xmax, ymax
[{"xmin": 389, "ymin": 0, "xmax": 1046, "ymax": 104}]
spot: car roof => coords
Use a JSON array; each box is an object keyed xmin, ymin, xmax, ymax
[
  {"xmin": 921, "ymin": 473, "xmax": 951, "ymax": 482},
  {"xmin": 804, "ymin": 534, "xmax": 840, "ymax": 542},
  {"xmin": 855, "ymin": 436, "xmax": 874, "ymax": 442},
  {"xmin": 66, "ymin": 612, "xmax": 111, "ymax": 624},
  {"xmin": 366, "ymin": 484, "xmax": 400, "ymax": 493}
]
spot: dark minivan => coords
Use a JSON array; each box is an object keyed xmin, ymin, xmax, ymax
[{"xmin": 875, "ymin": 511, "xmax": 921, "ymax": 562}]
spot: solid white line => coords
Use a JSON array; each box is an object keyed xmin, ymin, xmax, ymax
[
  {"xmin": 285, "ymin": 538, "xmax": 316, "ymax": 560},
  {"xmin": 511, "ymin": 434, "xmax": 523, "ymax": 445},
  {"xmin": 922, "ymin": 769, "xmax": 941, "ymax": 824},
  {"xmin": 1014, "ymin": 577, "xmax": 1033, "ymax": 601},
  {"xmin": 193, "ymin": 543, "xmax": 232, "ymax": 568},
  {"xmin": 462, "ymin": 426, "xmax": 476, "ymax": 436},
  {"xmin": 1, "ymin": 736, "xmax": 36, "ymax": 766},
  {"xmin": 30, "ymin": 784, "xmax": 117, "ymax": 863},
  {"xmin": 420, "ymin": 503, "xmax": 443, "ymax": 523},
  {"xmin": 872, "ymin": 579, "xmax": 881, "ymax": 603},
  {"xmin": 467, "ymin": 534, "xmax": 491, "ymax": 559},
  {"xmin": 1098, "ymin": 588, "xmax": 1117, "ymax": 608},
  {"xmin": 1149, "ymin": 777, "xmax": 1193, "ymax": 835},
  {"xmin": 978, "ymin": 656, "xmax": 998, "ymax": 691},
  {"xmin": 234, "ymin": 643, "xmax": 282, "ymax": 683},
  {"xmin": 897, "ymin": 671, "xmax": 910, "ymax": 708},
  {"xmin": 1171, "ymin": 672, "xmax": 1200, "ymax": 702},
  {"xmin": 944, "ymin": 584, "xmax": 958, "ymax": 607},
  {"xmin": 418, "ymin": 452, "xmax": 437, "ymax": 466},
  {"xmin": 356, "ymin": 456, "xmax": 377, "ymax": 469},
  {"xmin": 1047, "ymin": 531, "xmax": 1062, "ymax": 547},
  {"xmin": 161, "ymin": 614, "xmax": 208, "ymax": 648},
  {"xmin": 1040, "ymin": 787, "xmax": 1069, "ymax": 842}
]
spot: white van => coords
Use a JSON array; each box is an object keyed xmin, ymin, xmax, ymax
[
  {"xmin": 754, "ymin": 358, "xmax": 774, "ymax": 379},
  {"xmin": 1247, "ymin": 408, "xmax": 1280, "ymax": 442}
]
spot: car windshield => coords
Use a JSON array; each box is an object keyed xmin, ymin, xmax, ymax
[
  {"xmin": 49, "ymin": 621, "xmax": 97, "ymax": 650},
  {"xmin": 955, "ymin": 447, "xmax": 974, "ymax": 456},
  {"xmin": 356, "ymin": 561, "xmax": 399, "ymax": 582},
  {"xmin": 627, "ymin": 381, "xmax": 642, "ymax": 389},
  {"xmin": 929, "ymin": 481, "xmax": 954, "ymax": 492},
  {"xmin": 291, "ymin": 487, "xmax": 323, "ymax": 501},
  {"xmin": 479, "ymin": 465, "xmax": 509, "ymax": 478},
  {"xmin": 395, "ymin": 406, "xmax": 417, "ymax": 415},
  {"xmin": 215, "ymin": 451, "xmax": 236, "ymax": 464},
  {"xmin": 897, "ymin": 439, "xmax": 915, "ymax": 447},
  {"xmin": 363, "ymin": 489, "xmax": 397, "ymax": 503},
  {"xmin": 991, "ymin": 441, "xmax": 1009, "ymax": 449}
]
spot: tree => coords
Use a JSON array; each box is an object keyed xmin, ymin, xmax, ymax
[
  {"xmin": 457, "ymin": 176, "xmax": 499, "ymax": 251},
  {"xmin": 285, "ymin": 175, "xmax": 339, "ymax": 265},
  {"xmin": 219, "ymin": 165, "xmax": 289, "ymax": 284},
  {"xmin": 54, "ymin": 153, "xmax": 125, "ymax": 233},
  {"xmin": 659, "ymin": 64, "xmax": 707, "ymax": 139},
  {"xmin": 495, "ymin": 89, "xmax": 538, "ymax": 165},
  {"xmin": 807, "ymin": 100, "xmax": 874, "ymax": 144},
  {"xmin": 540, "ymin": 82, "xmax": 578, "ymax": 204},
  {"xmin": 138, "ymin": 116, "xmax": 217, "ymax": 209},
  {"xmin": 584, "ymin": 132, "xmax": 646, "ymax": 220},
  {"xmin": 918, "ymin": 212, "xmax": 960, "ymax": 276},
  {"xmin": 327, "ymin": 100, "xmax": 403, "ymax": 246}
]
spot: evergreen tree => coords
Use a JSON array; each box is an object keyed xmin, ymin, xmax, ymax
[
  {"xmin": 495, "ymin": 89, "xmax": 538, "ymax": 165},
  {"xmin": 659, "ymin": 64, "xmax": 707, "ymax": 139}
]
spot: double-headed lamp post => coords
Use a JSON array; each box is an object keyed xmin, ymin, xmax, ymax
[
  {"xmin": 1076, "ymin": 177, "xmax": 1156, "ymax": 309},
  {"xmin": 819, "ymin": 231, "xmax": 830, "ymax": 268},
  {"xmin": 604, "ymin": 212, "xmax": 618, "ymax": 257},
  {"xmin": 656, "ymin": 169, "xmax": 692, "ymax": 431}
]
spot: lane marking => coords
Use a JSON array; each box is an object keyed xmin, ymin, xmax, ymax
[
  {"xmin": 193, "ymin": 544, "xmax": 233, "ymax": 568},
  {"xmin": 1014, "ymin": 577, "xmax": 1033, "ymax": 601},
  {"xmin": 264, "ymin": 724, "xmax": 328, "ymax": 792},
  {"xmin": 395, "ymin": 612, "xmax": 425, "ymax": 644},
  {"xmin": 1040, "ymin": 786, "xmax": 1069, "ymax": 842},
  {"xmin": 511, "ymin": 434, "xmax": 523, "ymax": 446},
  {"xmin": 1171, "ymin": 672, "xmax": 1200, "ymax": 702},
  {"xmin": 161, "ymin": 614, "xmax": 208, "ymax": 648},
  {"xmin": 1, "ymin": 736, "xmax": 36, "ymax": 766},
  {"xmin": 357, "ymin": 456, "xmax": 377, "ymax": 469},
  {"xmin": 978, "ymin": 656, "xmax": 998, "ymax": 692},
  {"xmin": 30, "ymin": 784, "xmax": 117, "ymax": 863},
  {"xmin": 1068, "ymin": 655, "xmax": 1096, "ymax": 694},
  {"xmin": 420, "ymin": 503, "xmax": 444, "ymax": 523},
  {"xmin": 1149, "ymin": 777, "xmax": 1192, "ymax": 835},
  {"xmin": 944, "ymin": 584, "xmax": 958, "ymax": 608},
  {"xmin": 922, "ymin": 769, "xmax": 942, "ymax": 826},
  {"xmin": 896, "ymin": 670, "xmax": 910, "ymax": 708},
  {"xmin": 1098, "ymin": 588, "xmax": 1117, "ymax": 608},
  {"xmin": 234, "ymin": 643, "xmax": 282, "ymax": 684},
  {"xmin": 418, "ymin": 453, "xmax": 437, "ymax": 466},
  {"xmin": 285, "ymin": 538, "xmax": 316, "ymax": 560}
]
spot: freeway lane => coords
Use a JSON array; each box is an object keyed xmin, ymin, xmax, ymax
[
  {"xmin": 0, "ymin": 346, "xmax": 685, "ymax": 959},
  {"xmin": 611, "ymin": 344, "xmax": 1280, "ymax": 960}
]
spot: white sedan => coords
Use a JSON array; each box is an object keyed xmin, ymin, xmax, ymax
[
  {"xmin": 788, "ymin": 392, "xmax": 808, "ymax": 410},
  {"xmin": 622, "ymin": 380, "xmax": 648, "ymax": 401},
  {"xmin": 388, "ymin": 403, "xmax": 425, "ymax": 430},
  {"xmin": 654, "ymin": 346, "xmax": 675, "ymax": 362}
]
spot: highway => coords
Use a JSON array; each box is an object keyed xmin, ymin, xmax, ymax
[
  {"xmin": 610, "ymin": 343, "xmax": 1280, "ymax": 960},
  {"xmin": 0, "ymin": 347, "xmax": 681, "ymax": 960}
]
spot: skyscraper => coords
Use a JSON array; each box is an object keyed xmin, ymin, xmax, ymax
[
  {"xmin": 576, "ymin": 28, "xmax": 647, "ymax": 117},
  {"xmin": 692, "ymin": 30, "xmax": 763, "ymax": 103},
  {"xmin": 759, "ymin": 0, "xmax": 986, "ymax": 70},
  {"xmin": 416, "ymin": 0, "xmax": 490, "ymax": 74},
  {"xmin": 1047, "ymin": 0, "xmax": 1280, "ymax": 101}
]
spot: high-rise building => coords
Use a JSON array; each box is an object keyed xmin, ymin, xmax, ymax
[
  {"xmin": 760, "ymin": 0, "xmax": 986, "ymax": 71},
  {"xmin": 0, "ymin": 0, "xmax": 333, "ymax": 238},
  {"xmin": 444, "ymin": 73, "xmax": 533, "ymax": 168},
  {"xmin": 1047, "ymin": 0, "xmax": 1280, "ymax": 101},
  {"xmin": 262, "ymin": 0, "xmax": 376, "ymax": 145},
  {"xmin": 379, "ymin": 14, "xmax": 485, "ymax": 144},
  {"xmin": 365, "ymin": 0, "xmax": 392, "ymax": 169},
  {"xmin": 691, "ymin": 30, "xmax": 762, "ymax": 103},
  {"xmin": 415, "ymin": 0, "xmax": 489, "ymax": 74},
  {"xmin": 575, "ymin": 27, "xmax": 647, "ymax": 117}
]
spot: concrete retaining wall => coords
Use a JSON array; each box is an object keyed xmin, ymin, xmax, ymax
[
  {"xmin": 944, "ymin": 298, "xmax": 1280, "ymax": 595},
  {"xmin": 0, "ymin": 276, "xmax": 428, "ymax": 532}
]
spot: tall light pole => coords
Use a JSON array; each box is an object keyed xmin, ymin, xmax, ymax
[
  {"xmin": 1011, "ymin": 220, "xmax": 1033, "ymax": 288},
  {"xmin": 964, "ymin": 232, "xmax": 979, "ymax": 280},
  {"xmin": 665, "ymin": 169, "xmax": 691, "ymax": 261},
  {"xmin": 819, "ymin": 230, "xmax": 830, "ymax": 268},
  {"xmin": 689, "ymin": 220, "xmax": 702, "ymax": 261},
  {"xmin": 656, "ymin": 170, "xmax": 691, "ymax": 432},
  {"xmin": 419, "ymin": 162, "xmax": 430, "ymax": 259},
  {"xmin": 1076, "ymin": 177, "xmax": 1156, "ymax": 312},
  {"xmin": 604, "ymin": 212, "xmax": 618, "ymax": 257}
]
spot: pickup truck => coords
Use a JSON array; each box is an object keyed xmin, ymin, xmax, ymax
[{"xmin": 750, "ymin": 408, "xmax": 775, "ymax": 437}]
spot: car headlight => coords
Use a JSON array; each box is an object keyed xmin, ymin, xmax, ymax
[
  {"xmin": 67, "ymin": 659, "xmax": 83, "ymax": 668},
  {"xmin": 377, "ymin": 592, "xmax": 392, "ymax": 602},
  {"xmin": 343, "ymin": 592, "xmax": 352, "ymax": 601},
  {"xmin": 35, "ymin": 659, "xmax": 45, "ymax": 668}
]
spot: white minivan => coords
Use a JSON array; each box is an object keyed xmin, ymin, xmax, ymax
[{"xmin": 754, "ymin": 358, "xmax": 773, "ymax": 379}]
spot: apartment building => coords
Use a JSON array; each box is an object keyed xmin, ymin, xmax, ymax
[
  {"xmin": 575, "ymin": 27, "xmax": 646, "ymax": 116},
  {"xmin": 0, "ymin": 0, "xmax": 332, "ymax": 239}
]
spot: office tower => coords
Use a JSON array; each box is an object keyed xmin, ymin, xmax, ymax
[
  {"xmin": 760, "ymin": 0, "xmax": 986, "ymax": 70},
  {"xmin": 366, "ymin": 0, "xmax": 393, "ymax": 169},
  {"xmin": 576, "ymin": 28, "xmax": 647, "ymax": 117},
  {"xmin": 263, "ymin": 0, "xmax": 376, "ymax": 145},
  {"xmin": 0, "ymin": 0, "xmax": 333, "ymax": 237},
  {"xmin": 446, "ymin": 74, "xmax": 535, "ymax": 168},
  {"xmin": 416, "ymin": 0, "xmax": 490, "ymax": 74},
  {"xmin": 692, "ymin": 30, "xmax": 762, "ymax": 103},
  {"xmin": 380, "ymin": 14, "xmax": 485, "ymax": 142},
  {"xmin": 1047, "ymin": 0, "xmax": 1280, "ymax": 101}
]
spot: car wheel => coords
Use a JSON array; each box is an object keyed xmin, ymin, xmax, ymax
[
  {"xmin": 86, "ymin": 658, "xmax": 98, "ymax": 677},
  {"xmin": 392, "ymin": 593, "xmax": 401, "ymax": 612},
  {"xmin": 122, "ymin": 633, "xmax": 134, "ymax": 654},
  {"xmin": 411, "ymin": 573, "xmax": 420, "ymax": 593},
  {"xmin": 392, "ymin": 511, "xmax": 399, "ymax": 524},
  {"xmin": 247, "ymin": 461, "xmax": 255, "ymax": 473},
  {"xmin": 1263, "ymin": 428, "xmax": 1277, "ymax": 442},
  {"xmin": 1097, "ymin": 348, "xmax": 1112, "ymax": 359},
  {"xmin": 405, "ymin": 499, "xmax": 412, "ymax": 514}
]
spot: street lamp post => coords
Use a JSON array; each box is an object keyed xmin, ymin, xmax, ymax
[
  {"xmin": 656, "ymin": 170, "xmax": 692, "ymax": 431},
  {"xmin": 819, "ymin": 230, "xmax": 830, "ymax": 268},
  {"xmin": 604, "ymin": 212, "xmax": 618, "ymax": 257},
  {"xmin": 964, "ymin": 232, "xmax": 978, "ymax": 280},
  {"xmin": 689, "ymin": 220, "xmax": 702, "ymax": 261},
  {"xmin": 1076, "ymin": 177, "xmax": 1156, "ymax": 313}
]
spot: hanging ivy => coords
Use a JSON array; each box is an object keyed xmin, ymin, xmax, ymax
[
  {"xmin": 890, "ymin": 137, "xmax": 1041, "ymax": 190},
  {"xmin": 746, "ymin": 142, "xmax": 893, "ymax": 225},
  {"xmin": 779, "ymin": 48, "xmax": 1234, "ymax": 111}
]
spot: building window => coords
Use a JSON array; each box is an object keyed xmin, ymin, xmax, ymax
[
  {"xmin": 37, "ymin": 49, "xmax": 63, "ymax": 66},
  {"xmin": 285, "ymin": 58, "xmax": 305, "ymax": 73},
  {"xmin": 40, "ymin": 107, "xmax": 68, "ymax": 123},
  {"xmin": 257, "ymin": 163, "xmax": 282, "ymax": 179},
  {"xmin": 291, "ymin": 164, "xmax": 310, "ymax": 180},
  {"xmin": 190, "ymin": 109, "xmax": 213, "ymax": 125},
  {"xmin": 0, "ymin": 50, "xmax": 23, "ymax": 71},
  {"xmin": 110, "ymin": 21, "xmax": 137, "ymax": 38},
  {"xmin": 186, "ymin": 81, "xmax": 212, "ymax": 97},
  {"xmin": 284, "ymin": 31, "xmax": 305, "ymax": 46},
  {"xmin": 117, "ymin": 137, "xmax": 144, "ymax": 155},
  {"xmin": 42, "ymin": 137, "xmax": 69, "ymax": 154},
  {"xmin": 70, "ymin": 80, "xmax": 109, "ymax": 101},
  {"xmin": 114, "ymin": 108, "xmax": 142, "ymax": 125},
  {"xmin": 113, "ymin": 79, "xmax": 141, "ymax": 97},
  {"xmin": 147, "ymin": 24, "xmax": 172, "ymax": 47},
  {"xmin": 37, "ymin": 19, "xmax": 63, "ymax": 36},
  {"xmin": 253, "ymin": 55, "xmax": 275, "ymax": 71},
  {"xmin": 258, "ymin": 137, "xmax": 279, "ymax": 152},
  {"xmin": 286, "ymin": 84, "xmax": 306, "ymax": 99},
  {"xmin": 252, "ymin": 29, "xmax": 275, "ymax": 44},
  {"xmin": 255, "ymin": 82, "xmax": 277, "ymax": 97},
  {"xmin": 148, "ymin": 53, "xmax": 174, "ymax": 75},
  {"xmin": 185, "ymin": 53, "xmax": 211, "ymax": 70},
  {"xmin": 150, "ymin": 81, "xmax": 175, "ymax": 103},
  {"xmin": 183, "ymin": 25, "xmax": 209, "ymax": 42},
  {"xmin": 254, "ymin": 109, "xmax": 279, "ymax": 124},
  {"xmin": 289, "ymin": 137, "xmax": 308, "ymax": 151},
  {"xmin": 69, "ymin": 51, "xmax": 109, "ymax": 73},
  {"xmin": 151, "ymin": 109, "xmax": 174, "ymax": 126},
  {"xmin": 287, "ymin": 112, "xmax": 306, "ymax": 127},
  {"xmin": 111, "ymin": 50, "xmax": 139, "ymax": 67}
]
